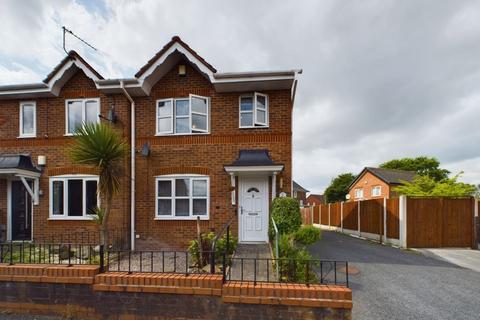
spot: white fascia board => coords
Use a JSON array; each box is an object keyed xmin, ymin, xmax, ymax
[
  {"xmin": 0, "ymin": 169, "xmax": 41, "ymax": 178},
  {"xmin": 47, "ymin": 59, "xmax": 102, "ymax": 95},
  {"xmin": 213, "ymin": 75, "xmax": 295, "ymax": 84},
  {"xmin": 224, "ymin": 165, "xmax": 284, "ymax": 173},
  {"xmin": 138, "ymin": 42, "xmax": 215, "ymax": 84}
]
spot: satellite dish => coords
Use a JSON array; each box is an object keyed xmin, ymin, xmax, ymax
[
  {"xmin": 345, "ymin": 194, "xmax": 351, "ymax": 200},
  {"xmin": 140, "ymin": 142, "xmax": 150, "ymax": 157}
]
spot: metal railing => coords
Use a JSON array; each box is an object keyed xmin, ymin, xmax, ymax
[
  {"xmin": 271, "ymin": 217, "xmax": 280, "ymax": 279},
  {"xmin": 210, "ymin": 213, "xmax": 237, "ymax": 274},
  {"xmin": 226, "ymin": 257, "xmax": 349, "ymax": 287},
  {"xmin": 36, "ymin": 229, "xmax": 129, "ymax": 250},
  {"xmin": 0, "ymin": 242, "xmax": 103, "ymax": 267}
]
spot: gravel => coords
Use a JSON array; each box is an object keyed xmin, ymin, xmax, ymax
[{"xmin": 308, "ymin": 230, "xmax": 480, "ymax": 320}]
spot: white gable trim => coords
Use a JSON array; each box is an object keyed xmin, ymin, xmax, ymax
[{"xmin": 47, "ymin": 59, "xmax": 102, "ymax": 95}]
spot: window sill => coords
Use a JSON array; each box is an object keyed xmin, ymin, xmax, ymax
[
  {"xmin": 239, "ymin": 126, "xmax": 269, "ymax": 129},
  {"xmin": 154, "ymin": 217, "xmax": 209, "ymax": 221},
  {"xmin": 17, "ymin": 135, "xmax": 37, "ymax": 139},
  {"xmin": 154, "ymin": 132, "xmax": 210, "ymax": 137},
  {"xmin": 48, "ymin": 216, "xmax": 94, "ymax": 221}
]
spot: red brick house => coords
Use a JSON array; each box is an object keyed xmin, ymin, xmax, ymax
[
  {"xmin": 347, "ymin": 167, "xmax": 416, "ymax": 201},
  {"xmin": 0, "ymin": 36, "xmax": 301, "ymax": 249},
  {"xmin": 292, "ymin": 181, "xmax": 309, "ymax": 207},
  {"xmin": 306, "ymin": 194, "xmax": 324, "ymax": 206}
]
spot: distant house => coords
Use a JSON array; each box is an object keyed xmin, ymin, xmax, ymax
[
  {"xmin": 293, "ymin": 181, "xmax": 309, "ymax": 207},
  {"xmin": 348, "ymin": 167, "xmax": 416, "ymax": 201},
  {"xmin": 306, "ymin": 194, "xmax": 324, "ymax": 206}
]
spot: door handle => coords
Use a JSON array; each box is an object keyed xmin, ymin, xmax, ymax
[{"xmin": 248, "ymin": 213, "xmax": 258, "ymax": 216}]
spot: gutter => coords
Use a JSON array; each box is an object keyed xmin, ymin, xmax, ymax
[{"xmin": 120, "ymin": 81, "xmax": 136, "ymax": 250}]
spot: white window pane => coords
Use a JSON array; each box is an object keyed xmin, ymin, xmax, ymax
[
  {"xmin": 192, "ymin": 114, "xmax": 207, "ymax": 131},
  {"xmin": 193, "ymin": 180, "xmax": 207, "ymax": 197},
  {"xmin": 191, "ymin": 96, "xmax": 207, "ymax": 114},
  {"xmin": 175, "ymin": 118, "xmax": 190, "ymax": 133},
  {"xmin": 240, "ymin": 112, "xmax": 253, "ymax": 127},
  {"xmin": 85, "ymin": 101, "xmax": 98, "ymax": 124},
  {"xmin": 158, "ymin": 180, "xmax": 172, "ymax": 197},
  {"xmin": 175, "ymin": 100, "xmax": 189, "ymax": 116},
  {"xmin": 175, "ymin": 199, "xmax": 189, "ymax": 216},
  {"xmin": 256, "ymin": 109, "xmax": 266, "ymax": 124},
  {"xmin": 240, "ymin": 97, "xmax": 253, "ymax": 111},
  {"xmin": 158, "ymin": 199, "xmax": 172, "ymax": 215},
  {"xmin": 159, "ymin": 118, "xmax": 172, "ymax": 133},
  {"xmin": 52, "ymin": 181, "xmax": 64, "ymax": 215},
  {"xmin": 68, "ymin": 101, "xmax": 83, "ymax": 133},
  {"xmin": 256, "ymin": 95, "xmax": 266, "ymax": 110},
  {"xmin": 193, "ymin": 199, "xmax": 207, "ymax": 215},
  {"xmin": 22, "ymin": 105, "xmax": 34, "ymax": 134},
  {"xmin": 175, "ymin": 179, "xmax": 190, "ymax": 196},
  {"xmin": 158, "ymin": 100, "xmax": 172, "ymax": 117}
]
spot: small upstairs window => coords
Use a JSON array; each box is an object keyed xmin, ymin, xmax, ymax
[
  {"xmin": 65, "ymin": 98, "xmax": 100, "ymax": 134},
  {"xmin": 354, "ymin": 188, "xmax": 363, "ymax": 199},
  {"xmin": 156, "ymin": 94, "xmax": 209, "ymax": 135},
  {"xmin": 19, "ymin": 101, "xmax": 36, "ymax": 138},
  {"xmin": 239, "ymin": 92, "xmax": 269, "ymax": 128},
  {"xmin": 371, "ymin": 186, "xmax": 381, "ymax": 197}
]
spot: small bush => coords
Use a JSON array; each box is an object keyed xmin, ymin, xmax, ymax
[
  {"xmin": 276, "ymin": 234, "xmax": 317, "ymax": 283},
  {"xmin": 188, "ymin": 232, "xmax": 237, "ymax": 268},
  {"xmin": 295, "ymin": 226, "xmax": 321, "ymax": 245},
  {"xmin": 269, "ymin": 197, "xmax": 302, "ymax": 239}
]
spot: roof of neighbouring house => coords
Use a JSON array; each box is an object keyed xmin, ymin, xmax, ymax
[
  {"xmin": 293, "ymin": 181, "xmax": 309, "ymax": 193},
  {"xmin": 0, "ymin": 154, "xmax": 41, "ymax": 173},
  {"xmin": 306, "ymin": 194, "xmax": 324, "ymax": 204},
  {"xmin": 230, "ymin": 149, "xmax": 276, "ymax": 166},
  {"xmin": 349, "ymin": 167, "xmax": 417, "ymax": 190}
]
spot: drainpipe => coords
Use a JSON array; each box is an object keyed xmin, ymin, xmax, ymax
[{"xmin": 120, "ymin": 81, "xmax": 136, "ymax": 250}]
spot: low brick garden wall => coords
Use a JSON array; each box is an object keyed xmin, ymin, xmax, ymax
[{"xmin": 0, "ymin": 264, "xmax": 352, "ymax": 319}]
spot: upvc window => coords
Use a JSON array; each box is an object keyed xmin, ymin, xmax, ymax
[
  {"xmin": 65, "ymin": 98, "xmax": 100, "ymax": 134},
  {"xmin": 354, "ymin": 188, "xmax": 363, "ymax": 199},
  {"xmin": 49, "ymin": 175, "xmax": 99, "ymax": 219},
  {"xmin": 156, "ymin": 94, "xmax": 209, "ymax": 135},
  {"xmin": 371, "ymin": 186, "xmax": 381, "ymax": 197},
  {"xmin": 239, "ymin": 92, "xmax": 269, "ymax": 128},
  {"xmin": 156, "ymin": 175, "xmax": 209, "ymax": 220},
  {"xmin": 19, "ymin": 101, "xmax": 36, "ymax": 138}
]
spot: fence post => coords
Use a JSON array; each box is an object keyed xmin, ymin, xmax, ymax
[
  {"xmin": 319, "ymin": 205, "xmax": 322, "ymax": 226},
  {"xmin": 383, "ymin": 197, "xmax": 387, "ymax": 244},
  {"xmin": 311, "ymin": 204, "xmax": 315, "ymax": 225},
  {"xmin": 328, "ymin": 203, "xmax": 331, "ymax": 229},
  {"xmin": 357, "ymin": 201, "xmax": 361, "ymax": 237},
  {"xmin": 399, "ymin": 196, "xmax": 407, "ymax": 248},
  {"xmin": 340, "ymin": 202, "xmax": 344, "ymax": 233},
  {"xmin": 99, "ymin": 245, "xmax": 105, "ymax": 273},
  {"xmin": 473, "ymin": 197, "xmax": 478, "ymax": 249}
]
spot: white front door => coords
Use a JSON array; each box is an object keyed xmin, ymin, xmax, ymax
[{"xmin": 239, "ymin": 176, "xmax": 268, "ymax": 242}]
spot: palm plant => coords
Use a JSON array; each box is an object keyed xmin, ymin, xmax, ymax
[{"xmin": 68, "ymin": 122, "xmax": 128, "ymax": 247}]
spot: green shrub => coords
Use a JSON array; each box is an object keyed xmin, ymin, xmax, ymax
[
  {"xmin": 276, "ymin": 234, "xmax": 317, "ymax": 283},
  {"xmin": 269, "ymin": 197, "xmax": 302, "ymax": 239},
  {"xmin": 188, "ymin": 232, "xmax": 237, "ymax": 268},
  {"xmin": 294, "ymin": 226, "xmax": 321, "ymax": 245}
]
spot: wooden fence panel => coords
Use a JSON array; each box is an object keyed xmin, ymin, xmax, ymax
[
  {"xmin": 330, "ymin": 202, "xmax": 341, "ymax": 227},
  {"xmin": 343, "ymin": 201, "xmax": 358, "ymax": 231},
  {"xmin": 313, "ymin": 205, "xmax": 320, "ymax": 224},
  {"xmin": 360, "ymin": 199, "xmax": 383, "ymax": 235},
  {"xmin": 320, "ymin": 204, "xmax": 329, "ymax": 225},
  {"xmin": 386, "ymin": 198, "xmax": 400, "ymax": 239},
  {"xmin": 300, "ymin": 207, "xmax": 312, "ymax": 225},
  {"xmin": 407, "ymin": 197, "xmax": 473, "ymax": 248}
]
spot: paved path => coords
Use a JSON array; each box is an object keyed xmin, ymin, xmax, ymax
[
  {"xmin": 417, "ymin": 248, "xmax": 480, "ymax": 272},
  {"xmin": 228, "ymin": 243, "xmax": 275, "ymax": 282},
  {"xmin": 308, "ymin": 231, "xmax": 480, "ymax": 320}
]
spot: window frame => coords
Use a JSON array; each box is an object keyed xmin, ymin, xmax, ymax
[
  {"xmin": 371, "ymin": 186, "xmax": 382, "ymax": 197},
  {"xmin": 239, "ymin": 92, "xmax": 269, "ymax": 128},
  {"xmin": 155, "ymin": 174, "xmax": 210, "ymax": 220},
  {"xmin": 354, "ymin": 188, "xmax": 364, "ymax": 199},
  {"xmin": 19, "ymin": 101, "xmax": 36, "ymax": 138},
  {"xmin": 49, "ymin": 175, "xmax": 100, "ymax": 220},
  {"xmin": 65, "ymin": 98, "xmax": 100, "ymax": 135},
  {"xmin": 155, "ymin": 95, "xmax": 210, "ymax": 136}
]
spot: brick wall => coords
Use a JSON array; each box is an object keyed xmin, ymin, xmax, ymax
[{"xmin": 348, "ymin": 172, "xmax": 391, "ymax": 201}]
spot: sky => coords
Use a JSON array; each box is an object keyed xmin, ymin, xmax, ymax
[{"xmin": 1, "ymin": 0, "xmax": 479, "ymax": 194}]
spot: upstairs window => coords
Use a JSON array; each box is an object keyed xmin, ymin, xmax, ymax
[
  {"xmin": 239, "ymin": 92, "xmax": 269, "ymax": 128},
  {"xmin": 49, "ymin": 175, "xmax": 99, "ymax": 219},
  {"xmin": 19, "ymin": 101, "xmax": 36, "ymax": 138},
  {"xmin": 354, "ymin": 188, "xmax": 363, "ymax": 199},
  {"xmin": 156, "ymin": 94, "xmax": 209, "ymax": 135},
  {"xmin": 156, "ymin": 175, "xmax": 209, "ymax": 219},
  {"xmin": 66, "ymin": 99, "xmax": 100, "ymax": 134},
  {"xmin": 371, "ymin": 186, "xmax": 382, "ymax": 197}
]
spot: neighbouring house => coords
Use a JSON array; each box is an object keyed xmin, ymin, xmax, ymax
[
  {"xmin": 347, "ymin": 167, "xmax": 416, "ymax": 201},
  {"xmin": 0, "ymin": 36, "xmax": 301, "ymax": 249},
  {"xmin": 306, "ymin": 194, "xmax": 324, "ymax": 206},
  {"xmin": 292, "ymin": 181, "xmax": 309, "ymax": 207}
]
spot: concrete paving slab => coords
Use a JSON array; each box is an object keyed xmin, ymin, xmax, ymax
[{"xmin": 416, "ymin": 248, "xmax": 480, "ymax": 273}]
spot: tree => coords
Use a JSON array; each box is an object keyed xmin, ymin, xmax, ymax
[
  {"xmin": 68, "ymin": 123, "xmax": 128, "ymax": 247},
  {"xmin": 324, "ymin": 173, "xmax": 356, "ymax": 203},
  {"xmin": 379, "ymin": 156, "xmax": 449, "ymax": 181},
  {"xmin": 393, "ymin": 174, "xmax": 476, "ymax": 197}
]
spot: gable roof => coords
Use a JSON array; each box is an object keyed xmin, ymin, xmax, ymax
[
  {"xmin": 293, "ymin": 181, "xmax": 309, "ymax": 193},
  {"xmin": 135, "ymin": 36, "xmax": 216, "ymax": 78},
  {"xmin": 349, "ymin": 167, "xmax": 417, "ymax": 190},
  {"xmin": 43, "ymin": 50, "xmax": 104, "ymax": 84}
]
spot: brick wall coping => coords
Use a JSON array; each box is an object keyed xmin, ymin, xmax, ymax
[{"xmin": 0, "ymin": 263, "xmax": 99, "ymax": 284}]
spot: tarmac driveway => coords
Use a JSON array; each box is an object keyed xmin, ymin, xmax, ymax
[{"xmin": 308, "ymin": 231, "xmax": 480, "ymax": 320}]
